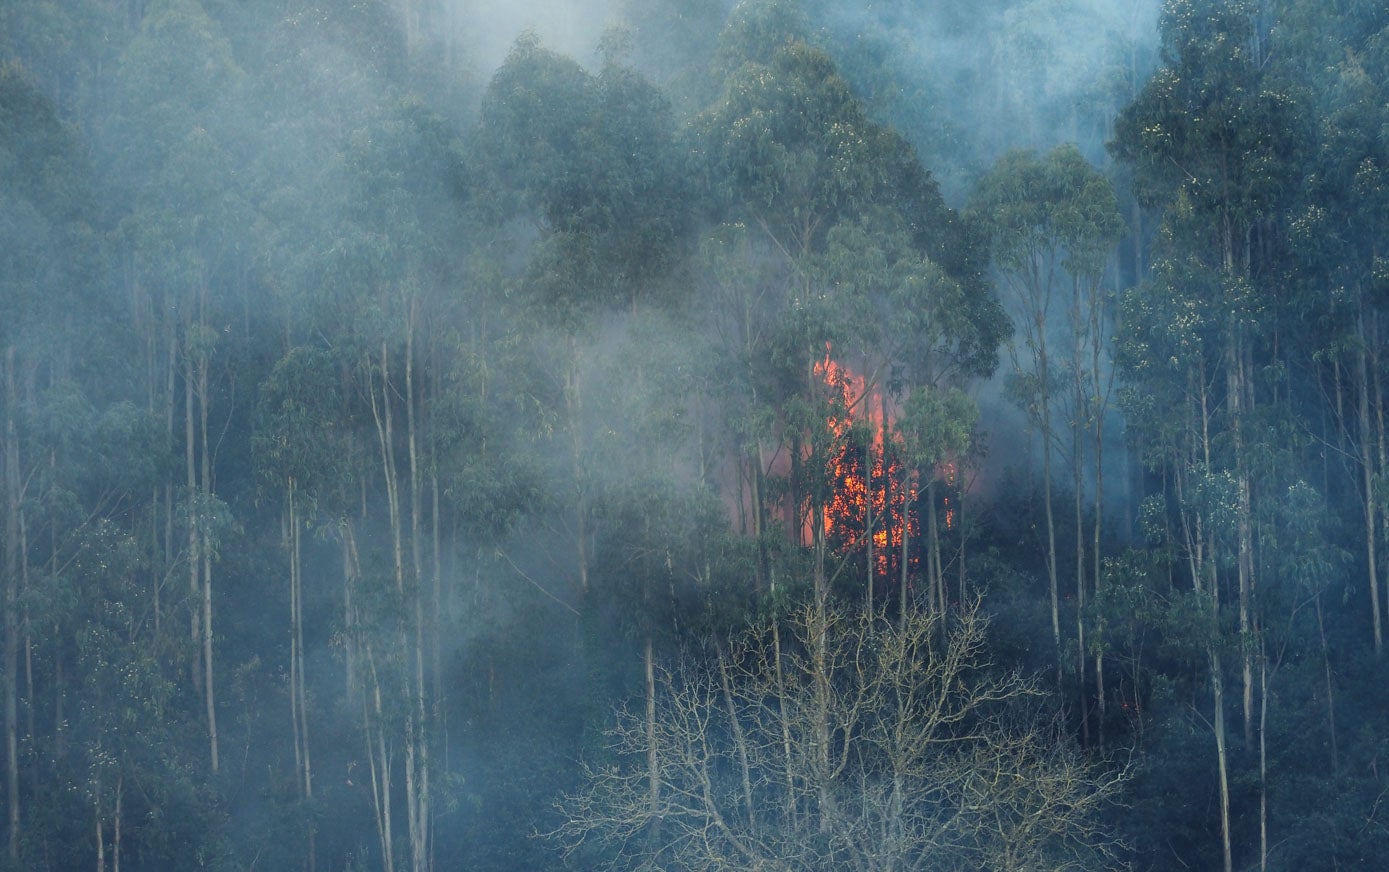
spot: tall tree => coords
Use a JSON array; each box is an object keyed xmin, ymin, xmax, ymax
[
  {"xmin": 692, "ymin": 4, "xmax": 1004, "ymax": 616},
  {"xmin": 0, "ymin": 63, "xmax": 107, "ymax": 864},
  {"xmin": 970, "ymin": 144, "xmax": 1123, "ymax": 700}
]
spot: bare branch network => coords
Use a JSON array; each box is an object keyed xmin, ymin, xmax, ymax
[{"xmin": 553, "ymin": 600, "xmax": 1129, "ymax": 871}]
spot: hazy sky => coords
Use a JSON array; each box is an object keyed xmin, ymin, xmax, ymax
[{"xmin": 442, "ymin": 0, "xmax": 627, "ymax": 74}]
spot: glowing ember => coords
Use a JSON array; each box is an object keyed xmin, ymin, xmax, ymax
[
  {"xmin": 941, "ymin": 460, "xmax": 957, "ymax": 530},
  {"xmin": 811, "ymin": 345, "xmax": 918, "ymax": 580}
]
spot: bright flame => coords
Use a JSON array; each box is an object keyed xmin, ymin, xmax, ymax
[
  {"xmin": 811, "ymin": 345, "xmax": 918, "ymax": 579},
  {"xmin": 940, "ymin": 460, "xmax": 957, "ymax": 530}
]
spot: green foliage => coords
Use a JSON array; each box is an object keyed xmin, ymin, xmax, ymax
[
  {"xmin": 898, "ymin": 385, "xmax": 977, "ymax": 468},
  {"xmin": 972, "ymin": 144, "xmax": 1123, "ymax": 283},
  {"xmin": 1112, "ymin": 0, "xmax": 1305, "ymax": 239},
  {"xmin": 693, "ymin": 37, "xmax": 882, "ymax": 245},
  {"xmin": 0, "ymin": 65, "xmax": 100, "ymax": 353},
  {"xmin": 476, "ymin": 35, "xmax": 687, "ymax": 320},
  {"xmin": 253, "ymin": 346, "xmax": 345, "ymax": 499}
]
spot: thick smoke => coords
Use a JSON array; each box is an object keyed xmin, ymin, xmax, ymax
[
  {"xmin": 437, "ymin": 0, "xmax": 627, "ymax": 75},
  {"xmin": 808, "ymin": 0, "xmax": 1163, "ymax": 199}
]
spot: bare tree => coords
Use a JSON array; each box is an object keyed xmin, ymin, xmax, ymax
[{"xmin": 554, "ymin": 600, "xmax": 1128, "ymax": 871}]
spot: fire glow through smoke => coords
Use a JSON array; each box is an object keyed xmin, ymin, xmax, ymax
[{"xmin": 812, "ymin": 345, "xmax": 919, "ymax": 581}]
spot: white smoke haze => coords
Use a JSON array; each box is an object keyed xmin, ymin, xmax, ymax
[
  {"xmin": 438, "ymin": 0, "xmax": 626, "ymax": 76},
  {"xmin": 808, "ymin": 0, "xmax": 1162, "ymax": 198},
  {"xmin": 428, "ymin": 0, "xmax": 1162, "ymax": 192},
  {"xmin": 426, "ymin": 0, "xmax": 1160, "ymax": 539}
]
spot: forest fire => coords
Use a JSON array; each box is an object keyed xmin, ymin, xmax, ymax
[{"xmin": 812, "ymin": 346, "xmax": 918, "ymax": 580}]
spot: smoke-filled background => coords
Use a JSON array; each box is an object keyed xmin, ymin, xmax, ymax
[{"xmin": 3, "ymin": 0, "xmax": 1389, "ymax": 870}]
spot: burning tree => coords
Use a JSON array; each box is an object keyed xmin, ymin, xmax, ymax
[
  {"xmin": 553, "ymin": 600, "xmax": 1128, "ymax": 871},
  {"xmin": 810, "ymin": 345, "xmax": 977, "ymax": 621},
  {"xmin": 813, "ymin": 349, "xmax": 915, "ymax": 605}
]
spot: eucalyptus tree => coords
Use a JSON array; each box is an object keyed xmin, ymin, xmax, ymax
[
  {"xmin": 692, "ymin": 2, "xmax": 1004, "ymax": 619},
  {"xmin": 969, "ymin": 144, "xmax": 1123, "ymax": 730},
  {"xmin": 0, "ymin": 55, "xmax": 237, "ymax": 868},
  {"xmin": 476, "ymin": 41, "xmax": 731, "ymax": 864},
  {"xmin": 103, "ymin": 0, "xmax": 254, "ymax": 775},
  {"xmin": 1111, "ymin": 6, "xmax": 1386, "ymax": 868},
  {"xmin": 1285, "ymin": 10, "xmax": 1389, "ymax": 661},
  {"xmin": 895, "ymin": 383, "xmax": 978, "ymax": 622},
  {"xmin": 814, "ymin": 214, "xmax": 997, "ymax": 617},
  {"xmin": 475, "ymin": 33, "xmax": 689, "ymax": 616},
  {"xmin": 320, "ymin": 93, "xmax": 469, "ymax": 872},
  {"xmin": 1117, "ymin": 200, "xmax": 1249, "ymax": 872},
  {"xmin": 252, "ymin": 346, "xmax": 351, "ymax": 865},
  {"xmin": 0, "ymin": 0, "xmax": 121, "ymax": 122},
  {"xmin": 0, "ymin": 63, "xmax": 110, "ymax": 864},
  {"xmin": 1113, "ymin": 0, "xmax": 1304, "ymax": 759},
  {"xmin": 32, "ymin": 404, "xmax": 215, "ymax": 871},
  {"xmin": 687, "ymin": 18, "xmax": 1014, "ymax": 846}
]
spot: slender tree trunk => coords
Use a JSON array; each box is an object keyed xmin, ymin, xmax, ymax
[
  {"xmin": 716, "ymin": 638, "xmax": 755, "ymax": 830},
  {"xmin": 185, "ymin": 343, "xmax": 201, "ymax": 698},
  {"xmin": 926, "ymin": 478, "xmax": 941, "ymax": 617},
  {"xmin": 1031, "ymin": 321, "xmax": 1061, "ymax": 681},
  {"xmin": 404, "ymin": 305, "xmax": 429, "ymax": 872},
  {"xmin": 199, "ymin": 353, "xmax": 218, "ymax": 774},
  {"xmin": 373, "ymin": 343, "xmax": 404, "ymax": 594},
  {"xmin": 773, "ymin": 621, "xmax": 796, "ymax": 831},
  {"xmin": 301, "ymin": 522, "xmax": 316, "ymax": 872},
  {"xmin": 363, "ymin": 644, "xmax": 394, "ymax": 872},
  {"xmin": 163, "ymin": 327, "xmax": 176, "ymax": 643},
  {"xmin": 644, "ymin": 634, "xmax": 659, "ymax": 841},
  {"xmin": 343, "ymin": 520, "xmax": 359, "ymax": 702},
  {"xmin": 931, "ymin": 484, "xmax": 945, "ymax": 616},
  {"xmin": 900, "ymin": 470, "xmax": 912, "ymax": 626},
  {"xmin": 296, "ymin": 512, "xmax": 311, "ymax": 800},
  {"xmin": 865, "ymin": 437, "xmax": 874, "ymax": 616},
  {"xmin": 53, "ymin": 638, "xmax": 64, "ymax": 764},
  {"xmin": 1093, "ymin": 344, "xmax": 1108, "ymax": 750},
  {"xmin": 404, "ymin": 710, "xmax": 422, "ymax": 872},
  {"xmin": 21, "ymin": 512, "xmax": 31, "ymax": 752},
  {"xmin": 1071, "ymin": 280, "xmax": 1090, "ymax": 746},
  {"xmin": 203, "ymin": 535, "xmax": 217, "ymax": 773},
  {"xmin": 368, "ymin": 342, "xmax": 408, "ymax": 872},
  {"xmin": 1259, "ymin": 641, "xmax": 1268, "ymax": 872},
  {"xmin": 956, "ymin": 464, "xmax": 968, "ymax": 603},
  {"xmin": 1041, "ymin": 399, "xmax": 1060, "ymax": 682},
  {"xmin": 1358, "ymin": 325, "xmax": 1382, "ymax": 655},
  {"xmin": 566, "ymin": 340, "xmax": 589, "ymax": 596},
  {"xmin": 810, "ymin": 602, "xmax": 833, "ymax": 835},
  {"xmin": 113, "ymin": 776, "xmax": 121, "ymax": 872},
  {"xmin": 1227, "ymin": 336, "xmax": 1254, "ymax": 745},
  {"xmin": 4, "ymin": 347, "xmax": 21, "ymax": 866},
  {"xmin": 1203, "ymin": 436, "xmax": 1232, "ymax": 872},
  {"xmin": 1188, "ymin": 370, "xmax": 1232, "ymax": 872},
  {"xmin": 430, "ymin": 470, "xmax": 444, "ymax": 765},
  {"xmin": 1074, "ymin": 404, "xmax": 1088, "ymax": 746},
  {"xmin": 1213, "ymin": 647, "xmax": 1232, "ymax": 872},
  {"xmin": 1315, "ymin": 595, "xmax": 1339, "ymax": 772},
  {"xmin": 288, "ymin": 480, "xmax": 312, "ymax": 802},
  {"xmin": 95, "ymin": 799, "xmax": 104, "ymax": 872},
  {"xmin": 289, "ymin": 491, "xmax": 302, "ymax": 786},
  {"xmin": 1373, "ymin": 312, "xmax": 1389, "ymax": 623}
]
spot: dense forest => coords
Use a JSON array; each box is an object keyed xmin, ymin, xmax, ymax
[{"xmin": 2, "ymin": 0, "xmax": 1388, "ymax": 869}]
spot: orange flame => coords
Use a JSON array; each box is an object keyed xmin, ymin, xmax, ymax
[
  {"xmin": 940, "ymin": 459, "xmax": 957, "ymax": 530},
  {"xmin": 811, "ymin": 345, "xmax": 918, "ymax": 579}
]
